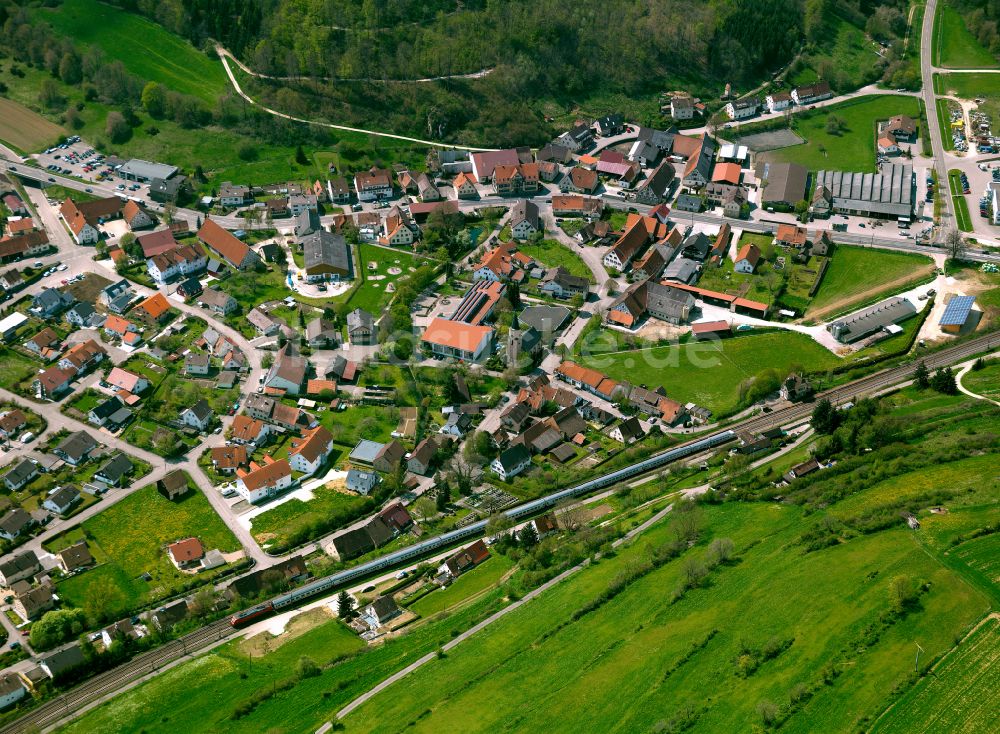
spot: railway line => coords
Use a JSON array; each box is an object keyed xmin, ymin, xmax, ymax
[{"xmin": 5, "ymin": 331, "xmax": 998, "ymax": 734}]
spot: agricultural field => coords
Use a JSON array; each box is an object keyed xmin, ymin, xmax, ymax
[
  {"xmin": 807, "ymin": 245, "xmax": 934, "ymax": 319},
  {"xmin": 0, "ymin": 97, "xmax": 64, "ymax": 152},
  {"xmin": 45, "ymin": 481, "xmax": 240, "ymax": 623},
  {"xmin": 580, "ymin": 331, "xmax": 841, "ymax": 415},
  {"xmin": 34, "ymin": 0, "xmax": 229, "ymax": 102},
  {"xmin": 872, "ymin": 615, "xmax": 1000, "ymax": 734},
  {"xmin": 961, "ymin": 360, "xmax": 1000, "ymax": 400},
  {"xmin": 767, "ymin": 95, "xmax": 922, "ymax": 172},
  {"xmin": 932, "ymin": 1, "xmax": 999, "ymax": 69},
  {"xmin": 516, "ymin": 239, "xmax": 593, "ymax": 282}
]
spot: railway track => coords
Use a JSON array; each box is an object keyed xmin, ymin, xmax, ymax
[{"xmin": 6, "ymin": 332, "xmax": 997, "ymax": 734}]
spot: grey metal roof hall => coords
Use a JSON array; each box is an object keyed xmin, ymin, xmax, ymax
[
  {"xmin": 815, "ymin": 164, "xmax": 914, "ymax": 218},
  {"xmin": 118, "ymin": 159, "xmax": 178, "ymax": 182}
]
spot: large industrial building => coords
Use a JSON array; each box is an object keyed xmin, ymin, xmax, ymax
[
  {"xmin": 827, "ymin": 297, "xmax": 917, "ymax": 343},
  {"xmin": 813, "ymin": 164, "xmax": 915, "ymax": 220}
]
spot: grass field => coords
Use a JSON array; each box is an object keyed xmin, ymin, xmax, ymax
[
  {"xmin": 807, "ymin": 245, "xmax": 934, "ymax": 317},
  {"xmin": 47, "ymin": 482, "xmax": 239, "ymax": 621},
  {"xmin": 932, "ymin": 1, "xmax": 999, "ymax": 69},
  {"xmin": 947, "ymin": 170, "xmax": 974, "ymax": 231},
  {"xmin": 516, "ymin": 239, "xmax": 593, "ymax": 282},
  {"xmin": 0, "ymin": 349, "xmax": 41, "ymax": 393},
  {"xmin": 580, "ymin": 331, "xmax": 841, "ymax": 415},
  {"xmin": 873, "ymin": 615, "xmax": 1000, "ymax": 734},
  {"xmin": 348, "ymin": 244, "xmax": 419, "ymax": 313},
  {"xmin": 249, "ymin": 482, "xmax": 372, "ymax": 550},
  {"xmin": 961, "ymin": 361, "xmax": 1000, "ymax": 399},
  {"xmin": 935, "ymin": 71, "xmax": 1000, "ymax": 99},
  {"xmin": 0, "ymin": 97, "xmax": 64, "ymax": 152},
  {"xmin": 768, "ymin": 95, "xmax": 922, "ymax": 172},
  {"xmin": 34, "ymin": 0, "xmax": 228, "ymax": 102},
  {"xmin": 936, "ymin": 97, "xmax": 956, "ymax": 151},
  {"xmin": 410, "ymin": 555, "xmax": 515, "ymax": 617}
]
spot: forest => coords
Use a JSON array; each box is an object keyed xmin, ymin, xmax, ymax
[{"xmin": 951, "ymin": 0, "xmax": 1000, "ymax": 55}]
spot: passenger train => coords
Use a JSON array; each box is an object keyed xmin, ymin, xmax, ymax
[{"xmin": 231, "ymin": 429, "xmax": 736, "ymax": 627}]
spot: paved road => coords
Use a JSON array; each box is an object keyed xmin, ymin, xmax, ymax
[{"xmin": 921, "ymin": 0, "xmax": 955, "ymax": 239}]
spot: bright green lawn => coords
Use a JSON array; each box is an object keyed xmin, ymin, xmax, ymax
[
  {"xmin": 935, "ymin": 72, "xmax": 1000, "ymax": 99},
  {"xmin": 580, "ymin": 331, "xmax": 841, "ymax": 415},
  {"xmin": 807, "ymin": 245, "xmax": 934, "ymax": 317},
  {"xmin": 961, "ymin": 361, "xmax": 1000, "ymax": 400},
  {"xmin": 410, "ymin": 555, "xmax": 515, "ymax": 617},
  {"xmin": 0, "ymin": 348, "xmax": 41, "ymax": 392},
  {"xmin": 516, "ymin": 239, "xmax": 594, "ymax": 282},
  {"xmin": 48, "ymin": 482, "xmax": 239, "ymax": 621},
  {"xmin": 35, "ymin": 0, "xmax": 229, "ymax": 102},
  {"xmin": 348, "ymin": 243, "xmax": 419, "ymax": 313},
  {"xmin": 933, "ymin": 1, "xmax": 1000, "ymax": 69},
  {"xmin": 249, "ymin": 482, "xmax": 373, "ymax": 549},
  {"xmin": 769, "ymin": 95, "xmax": 922, "ymax": 172}
]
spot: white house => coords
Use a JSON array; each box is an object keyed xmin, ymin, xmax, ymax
[
  {"xmin": 509, "ymin": 200, "xmax": 539, "ymax": 240},
  {"xmin": 725, "ymin": 98, "xmax": 760, "ymax": 120},
  {"xmin": 180, "ymin": 400, "xmax": 213, "ymax": 432},
  {"xmin": 490, "ymin": 445, "xmax": 531, "ymax": 481},
  {"xmin": 734, "ymin": 243, "xmax": 761, "ymax": 274},
  {"xmin": 236, "ymin": 459, "xmax": 293, "ymax": 503},
  {"xmin": 0, "ymin": 674, "xmax": 26, "ymax": 710},
  {"xmin": 288, "ymin": 426, "xmax": 334, "ymax": 476},
  {"xmin": 766, "ymin": 92, "xmax": 793, "ymax": 113}
]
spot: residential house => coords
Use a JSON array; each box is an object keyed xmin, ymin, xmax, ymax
[
  {"xmin": 133, "ymin": 292, "xmax": 172, "ymax": 325},
  {"xmin": 58, "ymin": 340, "xmax": 105, "ymax": 374},
  {"xmin": 439, "ymin": 539, "xmax": 490, "ymax": 579},
  {"xmin": 407, "ymin": 437, "xmax": 438, "ymax": 476},
  {"xmin": 551, "ymin": 195, "xmax": 603, "ymax": 219},
  {"xmin": 167, "ymin": 537, "xmax": 204, "ymax": 570},
  {"xmin": 184, "ymin": 353, "xmax": 210, "ymax": 376},
  {"xmin": 3, "ymin": 459, "xmax": 38, "ymax": 491},
  {"xmin": 98, "ymin": 279, "xmax": 135, "ymax": 314},
  {"xmin": 452, "ymin": 172, "xmax": 478, "ymax": 199},
  {"xmin": 559, "ymin": 167, "xmax": 599, "ymax": 194},
  {"xmin": 60, "ymin": 196, "xmax": 123, "ymax": 244},
  {"xmin": 328, "ymin": 176, "xmax": 351, "ymax": 203},
  {"xmin": 305, "ymin": 318, "xmax": 338, "ymax": 348},
  {"xmin": 508, "ymin": 199, "xmax": 539, "ymax": 240},
  {"xmin": 197, "ymin": 219, "xmax": 260, "ymax": 271},
  {"xmin": 634, "ymin": 161, "xmax": 677, "ymax": 205},
  {"xmin": 65, "ymin": 302, "xmax": 101, "ymax": 328},
  {"xmin": 56, "ymin": 541, "xmax": 94, "ymax": 573},
  {"xmin": 555, "ymin": 361, "xmax": 627, "ymax": 401},
  {"xmin": 0, "ymin": 409, "xmax": 26, "ymax": 440},
  {"xmin": 288, "ymin": 425, "xmax": 334, "ymax": 475},
  {"xmin": 556, "ymin": 124, "xmax": 595, "ymax": 152},
  {"xmin": 106, "ymin": 367, "xmax": 149, "ymax": 396},
  {"xmin": 539, "ymin": 267, "xmax": 589, "ymax": 299},
  {"xmin": 607, "ymin": 278, "xmax": 695, "ymax": 328},
  {"xmin": 218, "ymin": 182, "xmax": 251, "ymax": 208},
  {"xmin": 609, "ymin": 416, "xmax": 645, "ymax": 444},
  {"xmin": 31, "ymin": 288, "xmax": 74, "ymax": 318},
  {"xmin": 681, "ymin": 135, "xmax": 717, "ymax": 190},
  {"xmin": 38, "ymin": 644, "xmax": 85, "ymax": 681},
  {"xmin": 0, "ymin": 551, "xmax": 41, "ymax": 587},
  {"xmin": 88, "ymin": 396, "xmax": 131, "ymax": 430},
  {"xmin": 354, "ymin": 167, "xmax": 393, "ymax": 201},
  {"xmin": 602, "ymin": 218, "xmax": 651, "ymax": 271},
  {"xmin": 33, "ymin": 365, "xmax": 75, "ymax": 399},
  {"xmin": 180, "ymin": 399, "xmax": 213, "ymax": 432},
  {"xmin": 766, "ymin": 91, "xmax": 793, "ymax": 112},
  {"xmin": 94, "ymin": 453, "xmax": 134, "ymax": 486},
  {"xmin": 373, "ymin": 440, "xmax": 406, "ymax": 473},
  {"xmin": 791, "ymin": 81, "xmax": 832, "ymax": 105},
  {"xmin": 885, "ymin": 114, "xmax": 917, "ymax": 142},
  {"xmin": 264, "ymin": 346, "xmax": 307, "ymax": 395},
  {"xmin": 780, "ymin": 373, "xmax": 813, "ymax": 401},
  {"xmin": 775, "ymin": 224, "xmax": 808, "ymax": 248},
  {"xmin": 236, "ymin": 458, "xmax": 293, "ymax": 503},
  {"xmin": 54, "ymin": 431, "xmax": 98, "ymax": 466},
  {"xmin": 725, "ymin": 97, "xmax": 760, "ymax": 120},
  {"xmin": 247, "ymin": 307, "xmax": 282, "ymax": 336},
  {"xmin": 13, "ymin": 584, "xmax": 53, "ymax": 621},
  {"xmin": 198, "ymin": 288, "xmax": 237, "ymax": 315},
  {"xmin": 288, "ymin": 194, "xmax": 318, "ymax": 216},
  {"xmin": 146, "ymin": 243, "xmax": 207, "ymax": 284},
  {"xmin": 24, "ymin": 328, "xmax": 61, "ymax": 360},
  {"xmin": 734, "ymin": 243, "xmax": 761, "ymax": 273},
  {"xmin": 123, "ymin": 200, "xmax": 154, "ymax": 230},
  {"xmin": 176, "ymin": 277, "xmax": 203, "ymax": 299},
  {"xmin": 345, "ymin": 469, "xmax": 379, "ymax": 495},
  {"xmin": 670, "ymin": 96, "xmax": 695, "ymax": 120},
  {"xmin": 42, "ymin": 485, "xmax": 80, "ymax": 516},
  {"xmin": 211, "ymin": 445, "xmax": 248, "ymax": 474},
  {"xmin": 595, "ymin": 113, "xmax": 624, "ymax": 136},
  {"xmin": 347, "ymin": 308, "xmax": 376, "ymax": 345},
  {"xmin": 439, "ymin": 411, "xmax": 472, "ymax": 438}
]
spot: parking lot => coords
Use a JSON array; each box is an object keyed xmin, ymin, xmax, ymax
[{"xmin": 33, "ymin": 135, "xmax": 150, "ymax": 200}]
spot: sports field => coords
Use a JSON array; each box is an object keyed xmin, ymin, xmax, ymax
[
  {"xmin": 932, "ymin": 1, "xmax": 999, "ymax": 69},
  {"xmin": 807, "ymin": 245, "xmax": 934, "ymax": 318},
  {"xmin": 35, "ymin": 0, "xmax": 228, "ymax": 101},
  {"xmin": 768, "ymin": 95, "xmax": 922, "ymax": 173},
  {"xmin": 0, "ymin": 97, "xmax": 64, "ymax": 152},
  {"xmin": 580, "ymin": 331, "xmax": 841, "ymax": 415}
]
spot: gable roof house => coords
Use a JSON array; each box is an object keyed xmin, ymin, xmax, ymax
[
  {"xmin": 217, "ymin": 182, "xmax": 251, "ymax": 208},
  {"xmin": 634, "ymin": 161, "xmax": 677, "ymax": 205},
  {"xmin": 59, "ymin": 197, "xmax": 122, "ymax": 245},
  {"xmin": 236, "ymin": 458, "xmax": 293, "ymax": 503},
  {"xmin": 146, "ymin": 243, "xmax": 207, "ymax": 285},
  {"xmin": 556, "ymin": 123, "xmax": 595, "ymax": 152},
  {"xmin": 123, "ymin": 200, "xmax": 154, "ymax": 230},
  {"xmin": 33, "ymin": 365, "xmax": 75, "ymax": 399},
  {"xmin": 198, "ymin": 287, "xmax": 237, "ymax": 315},
  {"xmin": 58, "ymin": 339, "xmax": 106, "ymax": 374},
  {"xmin": 264, "ymin": 346, "xmax": 307, "ymax": 395},
  {"xmin": 508, "ymin": 199, "xmax": 539, "ymax": 240},
  {"xmin": 54, "ymin": 430, "xmax": 98, "ymax": 466},
  {"xmin": 559, "ymin": 167, "xmax": 599, "ymax": 194},
  {"xmin": 421, "ymin": 318, "xmax": 493, "ymax": 362},
  {"xmin": 0, "ymin": 550, "xmax": 41, "ymax": 587},
  {"xmin": 246, "ymin": 307, "xmax": 283, "ymax": 336},
  {"xmin": 306, "ymin": 317, "xmax": 338, "ymax": 348},
  {"xmin": 539, "ymin": 267, "xmax": 589, "ymax": 299},
  {"xmin": 347, "ymin": 308, "xmax": 376, "ymax": 345},
  {"xmin": 87, "ymin": 396, "xmax": 131, "ymax": 429},
  {"xmin": 353, "ymin": 167, "xmax": 393, "ymax": 201},
  {"xmin": 681, "ymin": 135, "xmax": 717, "ymax": 190},
  {"xmin": 287, "ymin": 425, "xmax": 334, "ymax": 475},
  {"xmin": 197, "ymin": 219, "xmax": 260, "ymax": 270},
  {"xmin": 791, "ymin": 80, "xmax": 832, "ymax": 105},
  {"xmin": 13, "ymin": 584, "xmax": 53, "ymax": 622},
  {"xmin": 180, "ymin": 399, "xmax": 214, "ymax": 432},
  {"xmin": 32, "ymin": 287, "xmax": 74, "ymax": 318},
  {"xmin": 607, "ymin": 278, "xmax": 696, "ymax": 328},
  {"xmin": 490, "ymin": 444, "xmax": 532, "ymax": 481},
  {"xmin": 211, "ymin": 445, "xmax": 248, "ymax": 474},
  {"xmin": 302, "ymin": 230, "xmax": 351, "ymax": 282},
  {"xmin": 439, "ymin": 539, "xmax": 490, "ymax": 579},
  {"xmin": 24, "ymin": 327, "xmax": 62, "ymax": 361},
  {"xmin": 3, "ymin": 459, "xmax": 38, "ymax": 491},
  {"xmin": 94, "ymin": 453, "xmax": 134, "ymax": 487},
  {"xmin": 602, "ymin": 218, "xmax": 651, "ymax": 271},
  {"xmin": 734, "ymin": 243, "xmax": 762, "ymax": 273},
  {"xmin": 609, "ymin": 416, "xmax": 645, "ymax": 444},
  {"xmin": 0, "ymin": 409, "xmax": 26, "ymax": 440}
]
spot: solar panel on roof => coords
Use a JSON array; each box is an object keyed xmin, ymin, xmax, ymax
[{"xmin": 939, "ymin": 296, "xmax": 976, "ymax": 326}]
